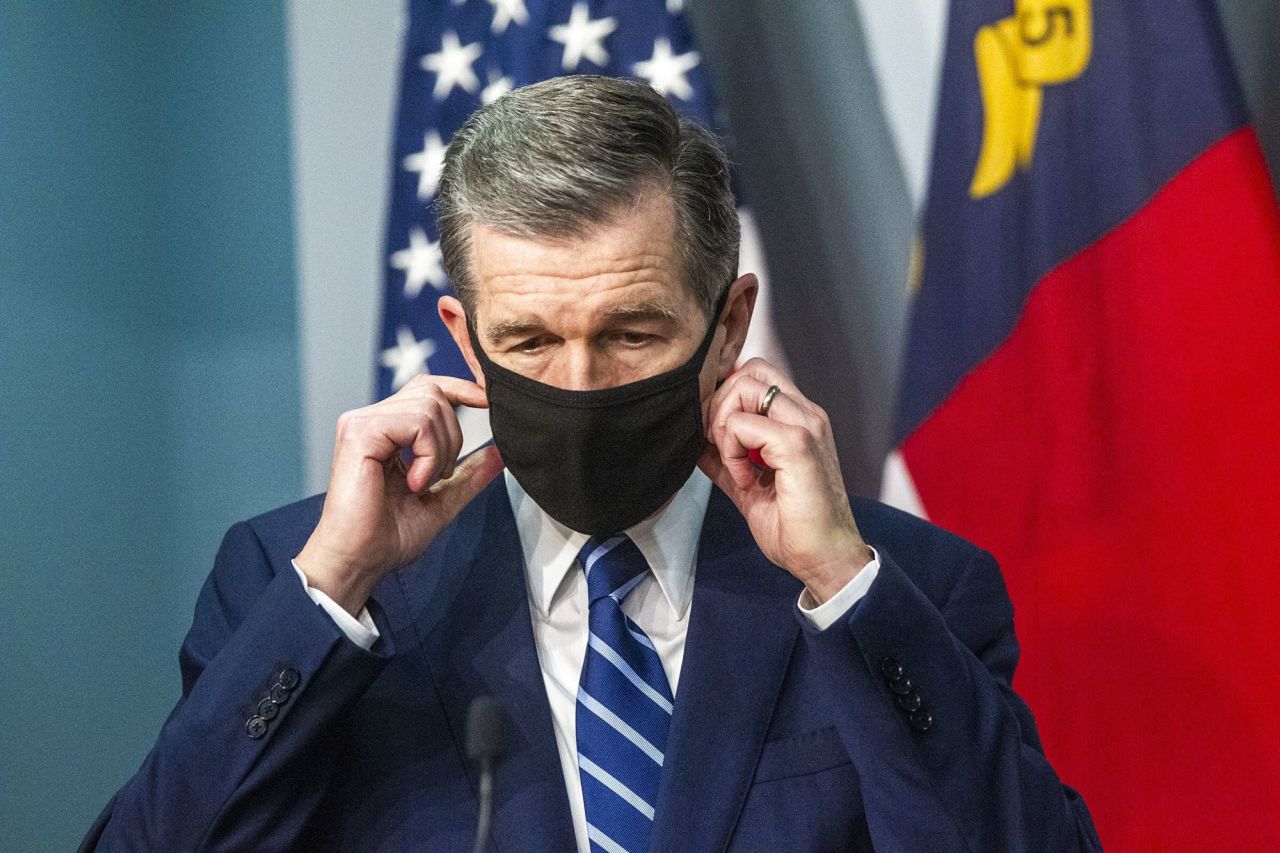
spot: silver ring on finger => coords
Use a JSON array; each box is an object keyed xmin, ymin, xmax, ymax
[{"xmin": 758, "ymin": 384, "xmax": 781, "ymax": 418}]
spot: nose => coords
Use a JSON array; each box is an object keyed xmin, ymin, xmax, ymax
[{"xmin": 550, "ymin": 340, "xmax": 611, "ymax": 391}]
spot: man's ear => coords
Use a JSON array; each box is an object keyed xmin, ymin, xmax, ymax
[
  {"xmin": 438, "ymin": 295, "xmax": 486, "ymax": 388},
  {"xmin": 714, "ymin": 274, "xmax": 759, "ymax": 380}
]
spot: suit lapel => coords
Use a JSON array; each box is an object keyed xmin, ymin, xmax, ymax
[
  {"xmin": 381, "ymin": 477, "xmax": 576, "ymax": 852},
  {"xmin": 376, "ymin": 480, "xmax": 800, "ymax": 852},
  {"xmin": 649, "ymin": 487, "xmax": 802, "ymax": 852}
]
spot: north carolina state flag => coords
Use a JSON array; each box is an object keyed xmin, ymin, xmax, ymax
[{"xmin": 884, "ymin": 1, "xmax": 1280, "ymax": 848}]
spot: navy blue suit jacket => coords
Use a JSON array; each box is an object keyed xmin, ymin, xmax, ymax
[{"xmin": 84, "ymin": 479, "xmax": 1100, "ymax": 851}]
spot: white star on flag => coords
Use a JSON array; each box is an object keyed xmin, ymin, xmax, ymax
[
  {"xmin": 666, "ymin": 0, "xmax": 684, "ymax": 13},
  {"xmin": 486, "ymin": 0, "xmax": 529, "ymax": 34},
  {"xmin": 420, "ymin": 31, "xmax": 482, "ymax": 101},
  {"xmin": 390, "ymin": 226, "xmax": 447, "ymax": 298},
  {"xmin": 633, "ymin": 37, "xmax": 700, "ymax": 101},
  {"xmin": 402, "ymin": 131, "xmax": 447, "ymax": 201},
  {"xmin": 380, "ymin": 326, "xmax": 437, "ymax": 390},
  {"xmin": 547, "ymin": 3, "xmax": 617, "ymax": 71},
  {"xmin": 481, "ymin": 69, "xmax": 514, "ymax": 104}
]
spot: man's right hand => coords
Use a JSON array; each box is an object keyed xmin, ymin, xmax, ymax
[{"xmin": 294, "ymin": 374, "xmax": 504, "ymax": 616}]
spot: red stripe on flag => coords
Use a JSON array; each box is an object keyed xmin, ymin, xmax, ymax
[{"xmin": 902, "ymin": 128, "xmax": 1280, "ymax": 849}]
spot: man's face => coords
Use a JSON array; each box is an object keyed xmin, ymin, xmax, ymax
[{"xmin": 450, "ymin": 191, "xmax": 741, "ymax": 407}]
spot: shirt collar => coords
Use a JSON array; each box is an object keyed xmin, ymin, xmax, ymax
[{"xmin": 506, "ymin": 468, "xmax": 712, "ymax": 621}]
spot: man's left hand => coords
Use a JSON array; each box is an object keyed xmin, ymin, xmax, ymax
[{"xmin": 698, "ymin": 358, "xmax": 874, "ymax": 604}]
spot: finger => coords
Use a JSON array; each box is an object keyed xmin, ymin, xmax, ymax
[
  {"xmin": 426, "ymin": 444, "xmax": 505, "ymax": 523},
  {"xmin": 719, "ymin": 410, "xmax": 817, "ymax": 475},
  {"xmin": 392, "ymin": 381, "xmax": 479, "ymax": 485},
  {"xmin": 704, "ymin": 415, "xmax": 766, "ymax": 492},
  {"xmin": 704, "ymin": 370, "xmax": 746, "ymax": 437},
  {"xmin": 369, "ymin": 394, "xmax": 472, "ymax": 453},
  {"xmin": 399, "ymin": 373, "xmax": 488, "ymax": 409},
  {"xmin": 324, "ymin": 409, "xmax": 427, "ymax": 511},
  {"xmin": 333, "ymin": 389, "xmax": 474, "ymax": 493},
  {"xmin": 337, "ymin": 399, "xmax": 444, "ymax": 493},
  {"xmin": 707, "ymin": 372, "xmax": 809, "ymax": 437},
  {"xmin": 436, "ymin": 396, "xmax": 464, "ymax": 480},
  {"xmin": 406, "ymin": 395, "xmax": 454, "ymax": 492},
  {"xmin": 697, "ymin": 443, "xmax": 751, "ymax": 501},
  {"xmin": 704, "ymin": 370, "xmax": 760, "ymax": 443},
  {"xmin": 731, "ymin": 357, "xmax": 803, "ymax": 399},
  {"xmin": 415, "ymin": 382, "xmax": 464, "ymax": 481},
  {"xmin": 375, "ymin": 378, "xmax": 483, "ymax": 474}
]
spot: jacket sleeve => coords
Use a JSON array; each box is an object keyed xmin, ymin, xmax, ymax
[
  {"xmin": 82, "ymin": 519, "xmax": 395, "ymax": 852},
  {"xmin": 802, "ymin": 544, "xmax": 1102, "ymax": 853}
]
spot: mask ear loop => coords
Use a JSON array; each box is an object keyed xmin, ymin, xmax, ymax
[
  {"xmin": 464, "ymin": 310, "xmax": 496, "ymax": 375},
  {"xmin": 707, "ymin": 282, "xmax": 735, "ymax": 390}
]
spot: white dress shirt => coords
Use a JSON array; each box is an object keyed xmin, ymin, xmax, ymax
[{"xmin": 294, "ymin": 470, "xmax": 880, "ymax": 852}]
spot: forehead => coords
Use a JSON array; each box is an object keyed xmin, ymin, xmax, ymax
[{"xmin": 467, "ymin": 192, "xmax": 700, "ymax": 328}]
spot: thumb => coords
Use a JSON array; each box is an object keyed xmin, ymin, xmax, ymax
[{"xmin": 425, "ymin": 444, "xmax": 505, "ymax": 522}]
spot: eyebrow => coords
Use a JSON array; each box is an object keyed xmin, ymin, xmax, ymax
[
  {"xmin": 600, "ymin": 299, "xmax": 683, "ymax": 325},
  {"xmin": 484, "ymin": 320, "xmax": 545, "ymax": 344},
  {"xmin": 482, "ymin": 298, "xmax": 684, "ymax": 344}
]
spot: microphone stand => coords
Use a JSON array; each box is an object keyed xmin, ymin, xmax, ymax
[{"xmin": 467, "ymin": 696, "xmax": 508, "ymax": 853}]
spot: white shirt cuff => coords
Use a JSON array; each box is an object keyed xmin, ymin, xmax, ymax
[
  {"xmin": 797, "ymin": 546, "xmax": 881, "ymax": 631},
  {"xmin": 291, "ymin": 560, "xmax": 380, "ymax": 651}
]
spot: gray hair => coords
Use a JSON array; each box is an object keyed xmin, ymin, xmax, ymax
[{"xmin": 436, "ymin": 75, "xmax": 739, "ymax": 319}]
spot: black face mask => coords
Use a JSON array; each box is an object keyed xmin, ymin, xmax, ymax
[{"xmin": 467, "ymin": 291, "xmax": 727, "ymax": 535}]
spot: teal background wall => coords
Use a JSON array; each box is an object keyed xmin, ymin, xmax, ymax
[{"xmin": 0, "ymin": 5, "xmax": 303, "ymax": 849}]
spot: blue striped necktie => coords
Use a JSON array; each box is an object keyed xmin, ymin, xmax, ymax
[{"xmin": 575, "ymin": 534, "xmax": 674, "ymax": 853}]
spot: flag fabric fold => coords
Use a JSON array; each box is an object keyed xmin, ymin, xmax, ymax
[{"xmin": 889, "ymin": 1, "xmax": 1280, "ymax": 847}]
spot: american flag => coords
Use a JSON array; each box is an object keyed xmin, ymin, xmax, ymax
[{"xmin": 377, "ymin": 0, "xmax": 734, "ymax": 414}]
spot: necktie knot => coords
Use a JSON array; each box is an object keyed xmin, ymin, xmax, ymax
[{"xmin": 578, "ymin": 534, "xmax": 649, "ymax": 606}]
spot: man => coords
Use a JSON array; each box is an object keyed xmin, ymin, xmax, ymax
[{"xmin": 84, "ymin": 76, "xmax": 1100, "ymax": 851}]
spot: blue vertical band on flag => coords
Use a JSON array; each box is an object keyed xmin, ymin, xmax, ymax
[{"xmin": 377, "ymin": 0, "xmax": 727, "ymax": 401}]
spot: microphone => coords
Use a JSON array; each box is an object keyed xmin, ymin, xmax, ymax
[{"xmin": 466, "ymin": 695, "xmax": 508, "ymax": 853}]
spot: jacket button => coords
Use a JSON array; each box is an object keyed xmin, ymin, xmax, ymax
[
  {"xmin": 888, "ymin": 676, "xmax": 913, "ymax": 696},
  {"xmin": 277, "ymin": 668, "xmax": 300, "ymax": 690},
  {"xmin": 246, "ymin": 715, "xmax": 268, "ymax": 739},
  {"xmin": 269, "ymin": 683, "xmax": 290, "ymax": 704},
  {"xmin": 880, "ymin": 658, "xmax": 904, "ymax": 681},
  {"xmin": 257, "ymin": 698, "xmax": 279, "ymax": 720},
  {"xmin": 896, "ymin": 692, "xmax": 923, "ymax": 712},
  {"xmin": 909, "ymin": 709, "xmax": 934, "ymax": 732}
]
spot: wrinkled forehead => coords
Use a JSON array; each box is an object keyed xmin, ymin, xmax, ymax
[{"xmin": 465, "ymin": 193, "xmax": 704, "ymax": 334}]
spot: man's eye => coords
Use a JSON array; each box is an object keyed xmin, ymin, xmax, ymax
[
  {"xmin": 612, "ymin": 331, "xmax": 656, "ymax": 347},
  {"xmin": 513, "ymin": 336, "xmax": 551, "ymax": 352}
]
